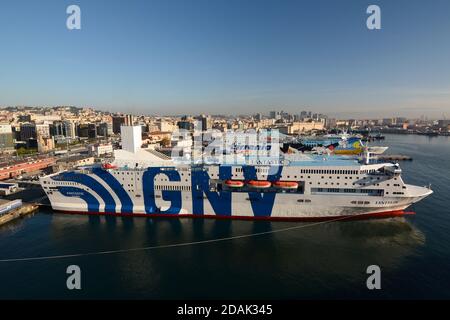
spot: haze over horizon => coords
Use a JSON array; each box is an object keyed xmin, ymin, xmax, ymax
[{"xmin": 1, "ymin": 0, "xmax": 450, "ymax": 119}]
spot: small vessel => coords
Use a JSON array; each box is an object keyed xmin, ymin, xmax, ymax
[
  {"xmin": 225, "ymin": 180, "xmax": 245, "ymax": 188},
  {"xmin": 367, "ymin": 146, "xmax": 389, "ymax": 155},
  {"xmin": 273, "ymin": 181, "xmax": 299, "ymax": 190},
  {"xmin": 247, "ymin": 180, "xmax": 272, "ymax": 188},
  {"xmin": 102, "ymin": 163, "xmax": 117, "ymax": 170},
  {"xmin": 281, "ymin": 136, "xmax": 365, "ymax": 155}
]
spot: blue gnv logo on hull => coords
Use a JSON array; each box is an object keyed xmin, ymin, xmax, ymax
[{"xmin": 54, "ymin": 165, "xmax": 284, "ymax": 217}]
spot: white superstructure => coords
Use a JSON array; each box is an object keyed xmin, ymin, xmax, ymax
[{"xmin": 40, "ymin": 126, "xmax": 433, "ymax": 220}]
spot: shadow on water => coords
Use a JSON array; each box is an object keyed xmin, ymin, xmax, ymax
[{"xmin": 0, "ymin": 213, "xmax": 423, "ymax": 299}]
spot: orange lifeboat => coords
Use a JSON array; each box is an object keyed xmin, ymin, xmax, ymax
[
  {"xmin": 225, "ymin": 180, "xmax": 245, "ymax": 188},
  {"xmin": 247, "ymin": 180, "xmax": 272, "ymax": 188},
  {"xmin": 102, "ymin": 163, "xmax": 117, "ymax": 170},
  {"xmin": 273, "ymin": 181, "xmax": 299, "ymax": 190}
]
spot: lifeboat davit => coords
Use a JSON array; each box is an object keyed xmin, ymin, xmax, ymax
[
  {"xmin": 247, "ymin": 180, "xmax": 272, "ymax": 188},
  {"xmin": 273, "ymin": 181, "xmax": 299, "ymax": 190},
  {"xmin": 102, "ymin": 163, "xmax": 117, "ymax": 170},
  {"xmin": 225, "ymin": 180, "xmax": 244, "ymax": 188}
]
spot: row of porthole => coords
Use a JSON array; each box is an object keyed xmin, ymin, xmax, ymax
[{"xmin": 350, "ymin": 201, "xmax": 370, "ymax": 205}]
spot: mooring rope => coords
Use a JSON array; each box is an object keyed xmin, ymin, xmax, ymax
[{"xmin": 0, "ymin": 214, "xmax": 363, "ymax": 263}]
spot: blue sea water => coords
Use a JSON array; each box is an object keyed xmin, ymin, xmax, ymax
[{"xmin": 0, "ymin": 134, "xmax": 449, "ymax": 299}]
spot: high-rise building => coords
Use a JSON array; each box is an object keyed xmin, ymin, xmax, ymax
[
  {"xmin": 19, "ymin": 123, "xmax": 37, "ymax": 141},
  {"xmin": 36, "ymin": 123, "xmax": 50, "ymax": 138},
  {"xmin": 177, "ymin": 116, "xmax": 194, "ymax": 131},
  {"xmin": 112, "ymin": 114, "xmax": 134, "ymax": 134},
  {"xmin": 195, "ymin": 114, "xmax": 211, "ymax": 131},
  {"xmin": 269, "ymin": 111, "xmax": 281, "ymax": 120},
  {"xmin": 0, "ymin": 124, "xmax": 14, "ymax": 151},
  {"xmin": 88, "ymin": 123, "xmax": 97, "ymax": 139},
  {"xmin": 51, "ymin": 121, "xmax": 76, "ymax": 138},
  {"xmin": 77, "ymin": 124, "xmax": 97, "ymax": 138},
  {"xmin": 112, "ymin": 116, "xmax": 125, "ymax": 134},
  {"xmin": 96, "ymin": 122, "xmax": 109, "ymax": 137},
  {"xmin": 300, "ymin": 111, "xmax": 308, "ymax": 119}
]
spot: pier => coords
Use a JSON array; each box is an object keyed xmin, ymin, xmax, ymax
[
  {"xmin": 376, "ymin": 155, "xmax": 413, "ymax": 161},
  {"xmin": 0, "ymin": 202, "xmax": 39, "ymax": 227}
]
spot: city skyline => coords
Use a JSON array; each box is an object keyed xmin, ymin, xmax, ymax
[
  {"xmin": 1, "ymin": 0, "xmax": 450, "ymax": 118},
  {"xmin": 0, "ymin": 105, "xmax": 444, "ymax": 121}
]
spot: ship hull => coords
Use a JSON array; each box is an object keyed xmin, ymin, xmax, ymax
[
  {"xmin": 46, "ymin": 191, "xmax": 419, "ymax": 221},
  {"xmin": 53, "ymin": 208, "xmax": 414, "ymax": 221}
]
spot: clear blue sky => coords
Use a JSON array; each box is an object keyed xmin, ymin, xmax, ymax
[{"xmin": 0, "ymin": 0, "xmax": 449, "ymax": 118}]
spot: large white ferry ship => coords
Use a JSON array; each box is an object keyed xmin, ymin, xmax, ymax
[{"xmin": 39, "ymin": 126, "xmax": 432, "ymax": 221}]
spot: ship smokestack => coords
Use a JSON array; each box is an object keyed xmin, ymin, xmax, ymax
[{"xmin": 120, "ymin": 125, "xmax": 142, "ymax": 154}]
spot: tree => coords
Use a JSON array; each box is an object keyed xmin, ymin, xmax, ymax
[{"xmin": 161, "ymin": 137, "xmax": 171, "ymax": 147}]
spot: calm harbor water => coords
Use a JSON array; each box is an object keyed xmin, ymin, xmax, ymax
[{"xmin": 0, "ymin": 134, "xmax": 449, "ymax": 299}]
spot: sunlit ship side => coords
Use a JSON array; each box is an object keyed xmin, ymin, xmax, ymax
[{"xmin": 39, "ymin": 126, "xmax": 432, "ymax": 221}]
